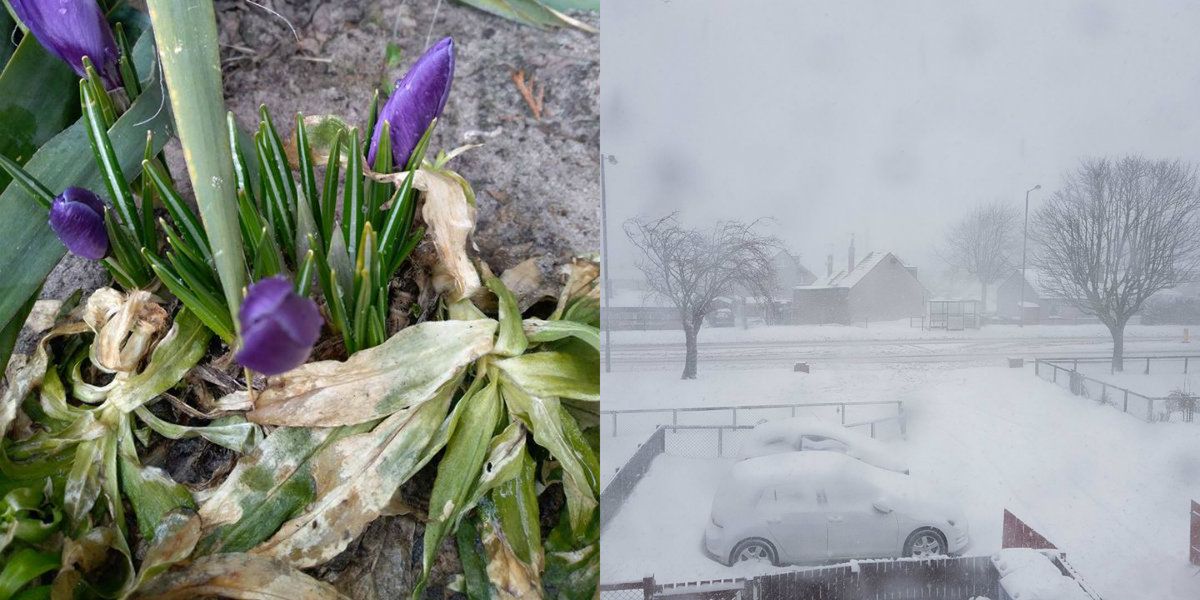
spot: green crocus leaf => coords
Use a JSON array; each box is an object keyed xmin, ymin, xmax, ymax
[
  {"xmin": 0, "ymin": 548, "xmax": 59, "ymax": 600},
  {"xmin": 416, "ymin": 378, "xmax": 502, "ymax": 596},
  {"xmin": 486, "ymin": 277, "xmax": 528, "ymax": 357},
  {"xmin": 0, "ymin": 30, "xmax": 171, "ymax": 355},
  {"xmin": 195, "ymin": 424, "xmax": 370, "ymax": 556},
  {"xmin": 134, "ymin": 408, "xmax": 261, "ymax": 455},
  {"xmin": 498, "ymin": 377, "xmax": 598, "ymax": 536},
  {"xmin": 523, "ymin": 318, "xmax": 600, "ymax": 352},
  {"xmin": 246, "ymin": 319, "xmax": 496, "ymax": 427},
  {"xmin": 495, "ymin": 350, "xmax": 599, "ymax": 403},
  {"xmin": 248, "ymin": 377, "xmax": 460, "ymax": 568}
]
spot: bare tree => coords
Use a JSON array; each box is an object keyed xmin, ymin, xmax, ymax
[
  {"xmin": 1033, "ymin": 156, "xmax": 1200, "ymax": 371},
  {"xmin": 940, "ymin": 201, "xmax": 1021, "ymax": 312},
  {"xmin": 624, "ymin": 214, "xmax": 780, "ymax": 379}
]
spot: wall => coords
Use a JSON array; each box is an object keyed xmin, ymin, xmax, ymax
[{"xmin": 847, "ymin": 255, "xmax": 925, "ymax": 322}]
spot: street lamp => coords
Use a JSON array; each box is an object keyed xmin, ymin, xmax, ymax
[
  {"xmin": 601, "ymin": 153, "xmax": 618, "ymax": 372},
  {"xmin": 1019, "ymin": 184, "xmax": 1041, "ymax": 327}
]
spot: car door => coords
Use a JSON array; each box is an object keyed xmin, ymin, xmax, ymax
[
  {"xmin": 762, "ymin": 485, "xmax": 827, "ymax": 564},
  {"xmin": 821, "ymin": 479, "xmax": 898, "ymax": 559}
]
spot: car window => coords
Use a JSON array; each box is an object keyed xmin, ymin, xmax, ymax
[
  {"xmin": 801, "ymin": 435, "xmax": 850, "ymax": 453},
  {"xmin": 822, "ymin": 479, "xmax": 875, "ymax": 506}
]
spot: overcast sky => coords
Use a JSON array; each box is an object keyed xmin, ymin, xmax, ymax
[{"xmin": 600, "ymin": 0, "xmax": 1200, "ymax": 282}]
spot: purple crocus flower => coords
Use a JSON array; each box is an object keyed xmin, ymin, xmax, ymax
[
  {"xmin": 367, "ymin": 37, "xmax": 455, "ymax": 170},
  {"xmin": 235, "ymin": 276, "xmax": 322, "ymax": 376},
  {"xmin": 49, "ymin": 187, "xmax": 109, "ymax": 260},
  {"xmin": 9, "ymin": 0, "xmax": 120, "ymax": 89}
]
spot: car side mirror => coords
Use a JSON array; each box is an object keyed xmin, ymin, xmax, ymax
[{"xmin": 872, "ymin": 500, "xmax": 893, "ymax": 514}]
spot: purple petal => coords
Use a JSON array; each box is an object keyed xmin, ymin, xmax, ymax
[
  {"xmin": 367, "ymin": 37, "xmax": 455, "ymax": 169},
  {"xmin": 236, "ymin": 276, "xmax": 323, "ymax": 375},
  {"xmin": 49, "ymin": 191, "xmax": 108, "ymax": 260},
  {"xmin": 60, "ymin": 186, "xmax": 107, "ymax": 215},
  {"xmin": 238, "ymin": 276, "xmax": 295, "ymax": 332},
  {"xmin": 10, "ymin": 0, "xmax": 120, "ymax": 88},
  {"xmin": 235, "ymin": 316, "xmax": 315, "ymax": 376}
]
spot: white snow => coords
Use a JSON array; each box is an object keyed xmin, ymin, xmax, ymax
[
  {"xmin": 993, "ymin": 549, "xmax": 1091, "ymax": 600},
  {"xmin": 600, "ymin": 364, "xmax": 1200, "ymax": 599}
]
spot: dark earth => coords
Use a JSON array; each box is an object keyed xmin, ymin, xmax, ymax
[{"xmin": 29, "ymin": 1, "xmax": 598, "ymax": 597}]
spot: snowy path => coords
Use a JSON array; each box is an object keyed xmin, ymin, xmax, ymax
[{"xmin": 600, "ymin": 366, "xmax": 1200, "ymax": 598}]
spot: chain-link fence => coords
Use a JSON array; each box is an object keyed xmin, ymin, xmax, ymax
[
  {"xmin": 603, "ymin": 400, "xmax": 906, "ymax": 442},
  {"xmin": 1034, "ymin": 358, "xmax": 1197, "ymax": 422}
]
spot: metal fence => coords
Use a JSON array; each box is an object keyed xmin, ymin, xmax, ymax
[
  {"xmin": 602, "ymin": 400, "xmax": 907, "ymax": 440},
  {"xmin": 603, "ymin": 554, "xmax": 1098, "ymax": 600},
  {"xmin": 600, "ymin": 428, "xmax": 665, "ymax": 531},
  {"xmin": 1034, "ymin": 357, "xmax": 1198, "ymax": 423}
]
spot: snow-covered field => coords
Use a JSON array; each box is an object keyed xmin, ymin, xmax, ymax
[
  {"xmin": 600, "ymin": 364, "xmax": 1200, "ymax": 599},
  {"xmin": 609, "ymin": 319, "xmax": 1185, "ymax": 345},
  {"xmin": 1073, "ymin": 358, "xmax": 1200, "ymax": 397}
]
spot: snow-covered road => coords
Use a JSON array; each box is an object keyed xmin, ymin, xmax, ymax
[
  {"xmin": 602, "ymin": 321, "xmax": 1194, "ymax": 370},
  {"xmin": 600, "ymin": 365, "xmax": 1200, "ymax": 598}
]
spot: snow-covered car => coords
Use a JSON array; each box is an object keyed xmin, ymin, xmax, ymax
[
  {"xmin": 704, "ymin": 452, "xmax": 969, "ymax": 566},
  {"xmin": 737, "ymin": 417, "xmax": 910, "ymax": 475}
]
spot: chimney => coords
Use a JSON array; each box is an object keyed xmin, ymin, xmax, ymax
[
  {"xmin": 848, "ymin": 235, "xmax": 856, "ymax": 272},
  {"xmin": 826, "ymin": 254, "xmax": 834, "ymax": 277}
]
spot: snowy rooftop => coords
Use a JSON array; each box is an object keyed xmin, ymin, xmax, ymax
[{"xmin": 805, "ymin": 251, "xmax": 907, "ymax": 290}]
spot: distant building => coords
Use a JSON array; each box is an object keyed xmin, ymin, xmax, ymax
[
  {"xmin": 604, "ymin": 279, "xmax": 680, "ymax": 330},
  {"xmin": 793, "ymin": 244, "xmax": 927, "ymax": 324},
  {"xmin": 994, "ymin": 269, "xmax": 1089, "ymax": 323},
  {"xmin": 772, "ymin": 250, "xmax": 817, "ymax": 292}
]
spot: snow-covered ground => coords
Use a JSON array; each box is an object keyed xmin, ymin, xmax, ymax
[
  {"xmin": 1072, "ymin": 358, "xmax": 1200, "ymax": 397},
  {"xmin": 600, "ymin": 364, "xmax": 1200, "ymax": 599},
  {"xmin": 603, "ymin": 321, "xmax": 1197, "ymax": 371}
]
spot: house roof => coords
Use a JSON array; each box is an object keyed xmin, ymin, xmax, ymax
[
  {"xmin": 1006, "ymin": 268, "xmax": 1060, "ymax": 299},
  {"xmin": 806, "ymin": 251, "xmax": 905, "ymax": 289}
]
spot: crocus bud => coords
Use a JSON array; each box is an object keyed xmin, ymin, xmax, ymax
[
  {"xmin": 367, "ymin": 37, "xmax": 455, "ymax": 170},
  {"xmin": 49, "ymin": 187, "xmax": 109, "ymax": 260},
  {"xmin": 9, "ymin": 0, "xmax": 120, "ymax": 89},
  {"xmin": 235, "ymin": 276, "xmax": 322, "ymax": 376}
]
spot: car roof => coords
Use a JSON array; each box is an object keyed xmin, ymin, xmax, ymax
[
  {"xmin": 728, "ymin": 452, "xmax": 902, "ymax": 489},
  {"xmin": 745, "ymin": 417, "xmax": 864, "ymax": 445}
]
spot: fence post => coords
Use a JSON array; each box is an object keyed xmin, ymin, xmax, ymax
[
  {"xmin": 1035, "ymin": 359, "xmax": 1040, "ymax": 376},
  {"xmin": 791, "ymin": 405, "xmax": 796, "ymax": 417},
  {"xmin": 642, "ymin": 576, "xmax": 656, "ymax": 600},
  {"xmin": 840, "ymin": 404, "xmax": 846, "ymax": 425},
  {"xmin": 1187, "ymin": 357, "xmax": 1190, "ymax": 374},
  {"xmin": 732, "ymin": 408, "xmax": 737, "ymax": 427},
  {"xmin": 1053, "ymin": 367, "xmax": 1058, "ymax": 383},
  {"xmin": 672, "ymin": 409, "xmax": 677, "ymax": 428},
  {"xmin": 1146, "ymin": 357, "xmax": 1151, "ymax": 375},
  {"xmin": 717, "ymin": 428, "xmax": 724, "ymax": 458},
  {"xmin": 870, "ymin": 422, "xmax": 876, "ymax": 438},
  {"xmin": 1073, "ymin": 359, "xmax": 1078, "ymax": 371},
  {"xmin": 1124, "ymin": 389, "xmax": 1129, "ymax": 413},
  {"xmin": 743, "ymin": 577, "xmax": 756, "ymax": 600},
  {"xmin": 611, "ymin": 413, "xmax": 618, "ymax": 438}
]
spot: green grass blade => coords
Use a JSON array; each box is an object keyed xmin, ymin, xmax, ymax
[
  {"xmin": 81, "ymin": 83, "xmax": 141, "ymax": 244},
  {"xmin": 147, "ymin": 0, "xmax": 245, "ymax": 326},
  {"xmin": 255, "ymin": 129, "xmax": 295, "ymax": 259},
  {"xmin": 342, "ymin": 128, "xmax": 363, "ymax": 263},
  {"xmin": 144, "ymin": 159, "xmax": 210, "ymax": 260},
  {"xmin": 143, "ymin": 250, "xmax": 235, "ymax": 341},
  {"xmin": 365, "ymin": 121, "xmax": 392, "ymax": 229},
  {"xmin": 319, "ymin": 130, "xmax": 343, "ymax": 244},
  {"xmin": 0, "ymin": 154, "xmax": 55, "ymax": 209},
  {"xmin": 138, "ymin": 132, "xmax": 158, "ymax": 253},
  {"xmin": 378, "ymin": 167, "xmax": 417, "ymax": 270},
  {"xmin": 115, "ymin": 23, "xmax": 142, "ymax": 101},
  {"xmin": 296, "ymin": 249, "xmax": 315, "ymax": 297},
  {"xmin": 295, "ymin": 113, "xmax": 320, "ymax": 242}
]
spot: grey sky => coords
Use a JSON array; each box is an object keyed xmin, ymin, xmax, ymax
[{"xmin": 601, "ymin": 0, "xmax": 1200, "ymax": 282}]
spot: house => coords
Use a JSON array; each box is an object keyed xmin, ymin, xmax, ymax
[
  {"xmin": 994, "ymin": 269, "xmax": 1090, "ymax": 323},
  {"xmin": 604, "ymin": 278, "xmax": 680, "ymax": 330},
  {"xmin": 793, "ymin": 244, "xmax": 927, "ymax": 325},
  {"xmin": 772, "ymin": 250, "xmax": 817, "ymax": 292}
]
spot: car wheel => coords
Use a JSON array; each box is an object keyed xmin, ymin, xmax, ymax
[
  {"xmin": 730, "ymin": 539, "xmax": 777, "ymax": 566},
  {"xmin": 903, "ymin": 528, "xmax": 947, "ymax": 558}
]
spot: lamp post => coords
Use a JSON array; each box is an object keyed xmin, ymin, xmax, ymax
[
  {"xmin": 601, "ymin": 153, "xmax": 617, "ymax": 372},
  {"xmin": 1019, "ymin": 184, "xmax": 1041, "ymax": 327}
]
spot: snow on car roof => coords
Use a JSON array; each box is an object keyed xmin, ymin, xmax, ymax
[
  {"xmin": 729, "ymin": 451, "xmax": 897, "ymax": 488},
  {"xmin": 745, "ymin": 417, "xmax": 855, "ymax": 443}
]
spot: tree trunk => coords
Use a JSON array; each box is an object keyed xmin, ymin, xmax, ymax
[
  {"xmin": 1109, "ymin": 320, "xmax": 1126, "ymax": 372},
  {"xmin": 979, "ymin": 280, "xmax": 988, "ymax": 313},
  {"xmin": 682, "ymin": 321, "xmax": 699, "ymax": 380}
]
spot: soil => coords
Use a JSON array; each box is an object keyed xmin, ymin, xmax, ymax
[{"xmin": 24, "ymin": 1, "xmax": 598, "ymax": 597}]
